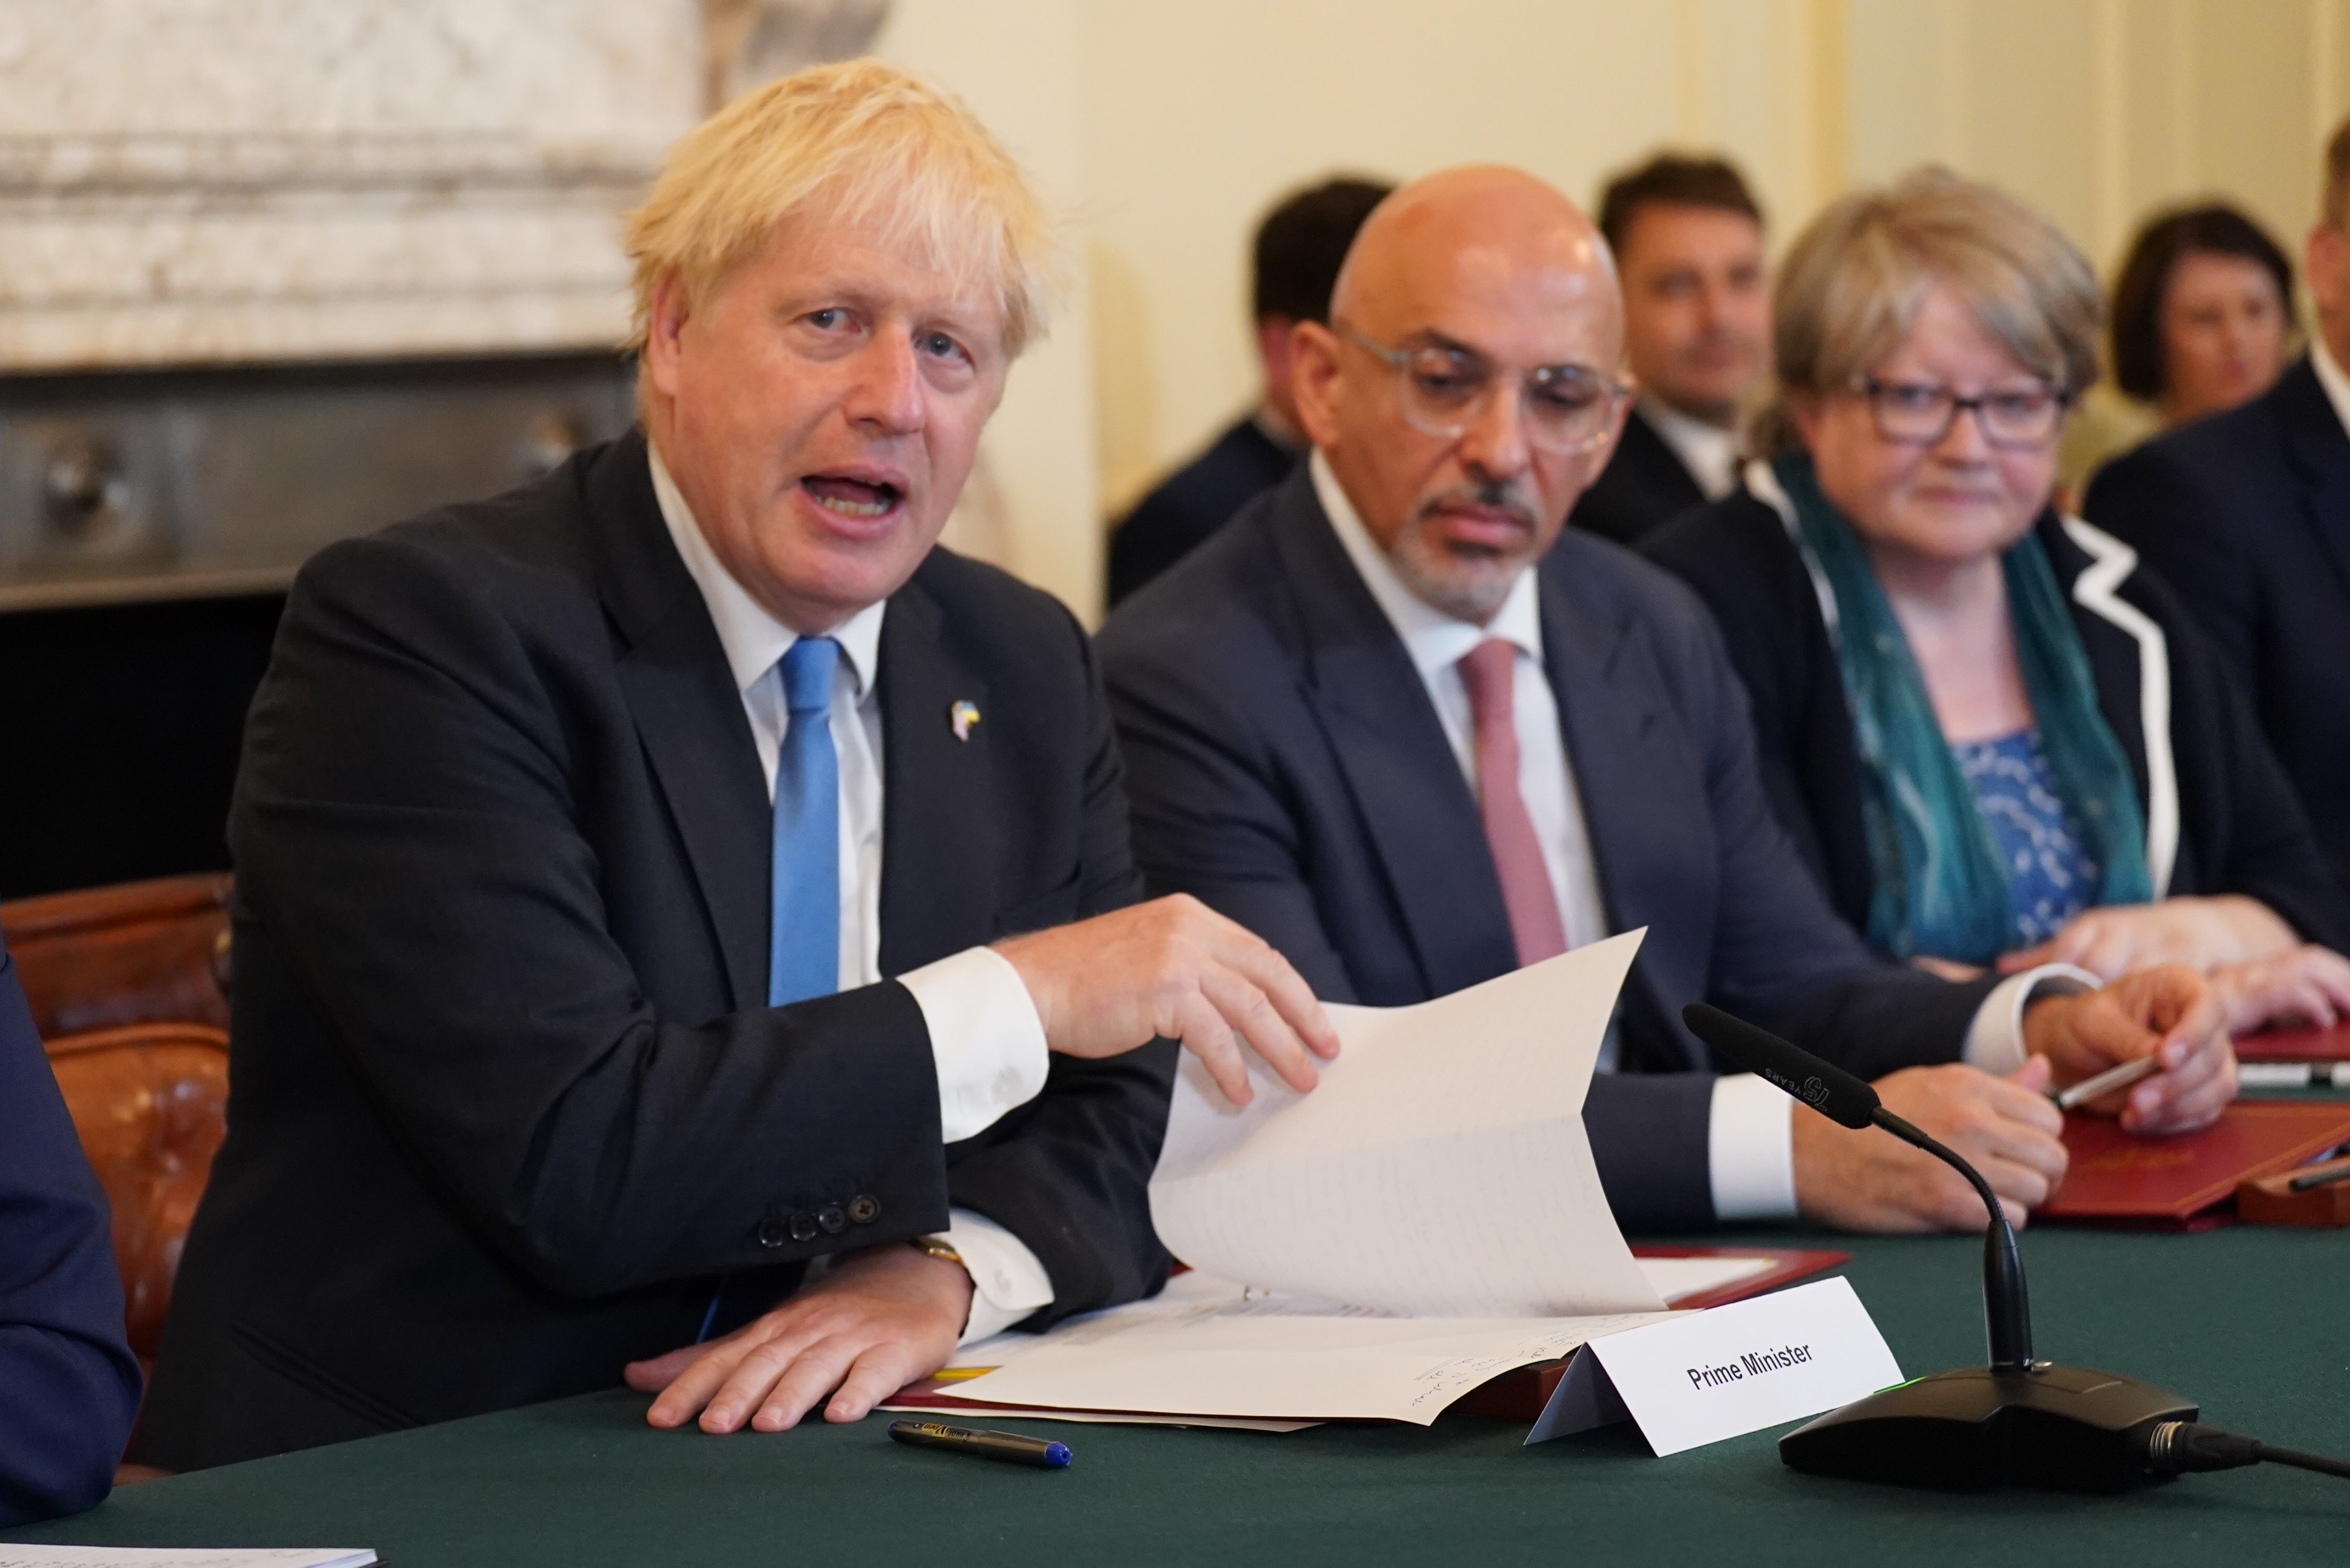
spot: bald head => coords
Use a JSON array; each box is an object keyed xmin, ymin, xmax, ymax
[
  {"xmin": 1331, "ymin": 166, "xmax": 1623, "ymax": 357},
  {"xmin": 1292, "ymin": 165, "xmax": 1631, "ymax": 624}
]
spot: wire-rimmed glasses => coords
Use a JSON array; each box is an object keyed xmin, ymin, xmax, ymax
[{"xmin": 1342, "ymin": 327, "xmax": 1628, "ymax": 454}]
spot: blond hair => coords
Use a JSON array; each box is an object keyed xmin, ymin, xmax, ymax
[
  {"xmin": 1756, "ymin": 167, "xmax": 2101, "ymax": 454},
  {"xmin": 625, "ymin": 59, "xmax": 1055, "ymax": 360}
]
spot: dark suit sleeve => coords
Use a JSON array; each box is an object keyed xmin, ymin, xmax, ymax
[
  {"xmin": 1641, "ymin": 568, "xmax": 1993, "ymax": 1080},
  {"xmin": 2084, "ymin": 449, "xmax": 2260, "ymax": 685},
  {"xmin": 942, "ymin": 610, "xmax": 1175, "ymax": 1325},
  {"xmin": 0, "ymin": 944, "xmax": 142, "ymax": 1527},
  {"xmin": 234, "ymin": 534, "xmax": 954, "ymax": 1301}
]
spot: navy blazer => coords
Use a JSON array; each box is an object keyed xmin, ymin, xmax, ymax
[
  {"xmin": 0, "ymin": 938, "xmax": 141, "ymax": 1526},
  {"xmin": 135, "ymin": 432, "xmax": 1173, "ymax": 1471},
  {"xmin": 1107, "ymin": 416, "xmax": 1299, "ymax": 606},
  {"xmin": 1645, "ymin": 493, "xmax": 2349, "ymax": 956},
  {"xmin": 2083, "ymin": 357, "xmax": 2350, "ymax": 901},
  {"xmin": 1566, "ymin": 406, "xmax": 1708, "ymax": 546},
  {"xmin": 1100, "ymin": 469, "xmax": 1988, "ymax": 1231}
]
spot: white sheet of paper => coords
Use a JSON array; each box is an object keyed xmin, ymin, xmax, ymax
[
  {"xmin": 1567, "ymin": 1277, "xmax": 1902, "ymax": 1456},
  {"xmin": 1148, "ymin": 931, "xmax": 1662, "ymax": 1318},
  {"xmin": 0, "ymin": 1552, "xmax": 375, "ymax": 1568},
  {"xmin": 947, "ymin": 1270, "xmax": 1674, "ymax": 1424}
]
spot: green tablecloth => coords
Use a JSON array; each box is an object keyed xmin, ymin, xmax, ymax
[{"xmin": 10, "ymin": 1223, "xmax": 2350, "ymax": 1566}]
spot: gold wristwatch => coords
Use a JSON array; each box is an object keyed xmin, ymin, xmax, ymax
[{"xmin": 908, "ymin": 1235, "xmax": 964, "ymax": 1266}]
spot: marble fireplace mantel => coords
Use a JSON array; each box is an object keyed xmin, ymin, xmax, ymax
[{"xmin": 0, "ymin": 0, "xmax": 886, "ymax": 371}]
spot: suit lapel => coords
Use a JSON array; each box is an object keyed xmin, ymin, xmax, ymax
[
  {"xmin": 2274, "ymin": 358, "xmax": 2350, "ymax": 602},
  {"xmin": 588, "ymin": 433, "xmax": 772, "ymax": 1012},
  {"xmin": 875, "ymin": 571, "xmax": 998, "ymax": 977},
  {"xmin": 1270, "ymin": 481, "xmax": 1519, "ymax": 997},
  {"xmin": 1536, "ymin": 565, "xmax": 1704, "ymax": 1070}
]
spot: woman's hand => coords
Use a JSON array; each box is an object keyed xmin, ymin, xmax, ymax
[
  {"xmin": 1997, "ymin": 895, "xmax": 2300, "ymax": 980},
  {"xmin": 2207, "ymin": 945, "xmax": 2350, "ymax": 1035}
]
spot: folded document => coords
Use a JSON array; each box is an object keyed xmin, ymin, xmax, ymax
[{"xmin": 944, "ymin": 933, "xmax": 1675, "ymax": 1424}]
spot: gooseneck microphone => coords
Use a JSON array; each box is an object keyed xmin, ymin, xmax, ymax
[
  {"xmin": 1683, "ymin": 1003, "xmax": 2030, "ymax": 1369},
  {"xmin": 1681, "ymin": 1003, "xmax": 2350, "ymax": 1493}
]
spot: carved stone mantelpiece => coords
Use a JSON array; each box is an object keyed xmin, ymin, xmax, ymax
[{"xmin": 0, "ymin": 0, "xmax": 888, "ymax": 372}]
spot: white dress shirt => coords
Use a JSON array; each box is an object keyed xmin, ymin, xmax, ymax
[
  {"xmin": 1638, "ymin": 397, "xmax": 1742, "ymax": 502},
  {"xmin": 650, "ymin": 442, "xmax": 1053, "ymax": 1340},
  {"xmin": 1312, "ymin": 452, "xmax": 2088, "ymax": 1219}
]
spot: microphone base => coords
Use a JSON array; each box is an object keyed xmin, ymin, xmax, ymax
[{"xmin": 1780, "ymin": 1363, "xmax": 2195, "ymax": 1492}]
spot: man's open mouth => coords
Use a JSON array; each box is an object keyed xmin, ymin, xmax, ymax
[{"xmin": 803, "ymin": 474, "xmax": 905, "ymax": 519}]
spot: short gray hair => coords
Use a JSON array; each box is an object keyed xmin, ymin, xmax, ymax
[{"xmin": 1756, "ymin": 167, "xmax": 2102, "ymax": 455}]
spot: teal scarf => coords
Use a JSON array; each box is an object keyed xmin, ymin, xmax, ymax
[{"xmin": 1773, "ymin": 452, "xmax": 2153, "ymax": 964}]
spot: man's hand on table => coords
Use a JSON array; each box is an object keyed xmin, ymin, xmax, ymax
[
  {"xmin": 995, "ymin": 893, "xmax": 1341, "ymax": 1105},
  {"xmin": 626, "ymin": 1242, "xmax": 971, "ymax": 1434},
  {"xmin": 2021, "ymin": 963, "xmax": 2236, "ymax": 1134},
  {"xmin": 1793, "ymin": 1056, "xmax": 2066, "ymax": 1232}
]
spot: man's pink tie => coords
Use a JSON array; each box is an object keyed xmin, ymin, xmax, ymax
[{"xmin": 1457, "ymin": 638, "xmax": 1569, "ymax": 968}]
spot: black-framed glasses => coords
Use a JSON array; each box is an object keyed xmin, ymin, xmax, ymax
[
  {"xmin": 1343, "ymin": 327, "xmax": 1628, "ymax": 454},
  {"xmin": 1857, "ymin": 376, "xmax": 2069, "ymax": 450}
]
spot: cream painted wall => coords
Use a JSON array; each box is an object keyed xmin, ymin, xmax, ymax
[{"xmin": 878, "ymin": 0, "xmax": 2350, "ymax": 624}]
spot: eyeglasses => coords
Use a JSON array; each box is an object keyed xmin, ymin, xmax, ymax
[
  {"xmin": 1342, "ymin": 327, "xmax": 1628, "ymax": 454},
  {"xmin": 1856, "ymin": 377, "xmax": 2069, "ymax": 451}
]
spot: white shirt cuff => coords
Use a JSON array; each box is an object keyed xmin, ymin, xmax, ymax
[
  {"xmin": 944, "ymin": 1207, "xmax": 1055, "ymax": 1344},
  {"xmin": 897, "ymin": 946, "xmax": 1050, "ymax": 1143},
  {"xmin": 1963, "ymin": 964, "xmax": 2101, "ymax": 1075},
  {"xmin": 1707, "ymin": 1072, "xmax": 1799, "ymax": 1221}
]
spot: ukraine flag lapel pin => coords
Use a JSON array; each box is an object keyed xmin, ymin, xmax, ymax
[{"xmin": 950, "ymin": 699, "xmax": 981, "ymax": 742}]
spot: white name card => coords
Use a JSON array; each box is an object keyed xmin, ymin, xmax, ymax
[{"xmin": 1526, "ymin": 1276, "xmax": 1901, "ymax": 1456}]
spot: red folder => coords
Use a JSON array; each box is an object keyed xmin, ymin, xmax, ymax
[
  {"xmin": 2036, "ymin": 1100, "xmax": 2350, "ymax": 1225},
  {"xmin": 2236, "ymin": 1021, "xmax": 2350, "ymax": 1063}
]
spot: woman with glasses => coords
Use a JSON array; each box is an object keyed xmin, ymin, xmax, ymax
[{"xmin": 1644, "ymin": 169, "xmax": 2350, "ymax": 1034}]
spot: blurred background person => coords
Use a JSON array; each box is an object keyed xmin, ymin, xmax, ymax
[
  {"xmin": 2084, "ymin": 118, "xmax": 2350, "ymax": 912},
  {"xmin": 1568, "ymin": 153, "xmax": 1770, "ymax": 545},
  {"xmin": 1648, "ymin": 169, "xmax": 2350, "ymax": 1036},
  {"xmin": 1106, "ymin": 175, "xmax": 1391, "ymax": 604},
  {"xmin": 2059, "ymin": 203, "xmax": 2297, "ymax": 493},
  {"xmin": 2113, "ymin": 203, "xmax": 2296, "ymax": 431}
]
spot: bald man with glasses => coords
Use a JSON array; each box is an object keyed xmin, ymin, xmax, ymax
[{"xmin": 1100, "ymin": 166, "xmax": 2229, "ymax": 1236}]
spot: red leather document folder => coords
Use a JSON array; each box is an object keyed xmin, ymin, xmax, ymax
[
  {"xmin": 2236, "ymin": 1021, "xmax": 2350, "ymax": 1063},
  {"xmin": 2037, "ymin": 1101, "xmax": 2350, "ymax": 1224}
]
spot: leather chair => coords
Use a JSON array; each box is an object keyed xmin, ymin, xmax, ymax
[
  {"xmin": 43, "ymin": 1022, "xmax": 231, "ymax": 1366},
  {"xmin": 1, "ymin": 872, "xmax": 232, "ymax": 1039},
  {"xmin": 4, "ymin": 875, "xmax": 238, "ymax": 1482}
]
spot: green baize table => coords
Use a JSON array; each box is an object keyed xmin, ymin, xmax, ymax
[{"xmin": 9, "ymin": 1225, "xmax": 2349, "ymax": 1566}]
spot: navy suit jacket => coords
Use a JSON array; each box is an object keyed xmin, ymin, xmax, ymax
[
  {"xmin": 135, "ymin": 431, "xmax": 1174, "ymax": 1471},
  {"xmin": 1107, "ymin": 416, "xmax": 1299, "ymax": 606},
  {"xmin": 2083, "ymin": 358, "xmax": 2350, "ymax": 898},
  {"xmin": 1099, "ymin": 469, "xmax": 1988, "ymax": 1231},
  {"xmin": 0, "ymin": 938, "xmax": 141, "ymax": 1526},
  {"xmin": 1566, "ymin": 406, "xmax": 1708, "ymax": 547}
]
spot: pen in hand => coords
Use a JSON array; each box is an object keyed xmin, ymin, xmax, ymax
[{"xmin": 2049, "ymin": 1053, "xmax": 2164, "ymax": 1113}]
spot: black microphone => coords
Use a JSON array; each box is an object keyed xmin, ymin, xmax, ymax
[
  {"xmin": 1680, "ymin": 1002, "xmax": 2350, "ymax": 1493},
  {"xmin": 1680, "ymin": 1002, "xmax": 2190, "ymax": 1491},
  {"xmin": 1683, "ymin": 1002, "xmax": 2029, "ymax": 1368}
]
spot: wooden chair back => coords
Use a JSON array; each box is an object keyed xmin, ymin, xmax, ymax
[{"xmin": 1, "ymin": 872, "xmax": 232, "ymax": 1037}]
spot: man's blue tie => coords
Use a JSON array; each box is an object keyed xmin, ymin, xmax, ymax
[{"xmin": 768, "ymin": 636, "xmax": 841, "ymax": 1008}]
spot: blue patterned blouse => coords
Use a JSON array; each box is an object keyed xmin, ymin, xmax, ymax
[{"xmin": 1952, "ymin": 729, "xmax": 2100, "ymax": 947}]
